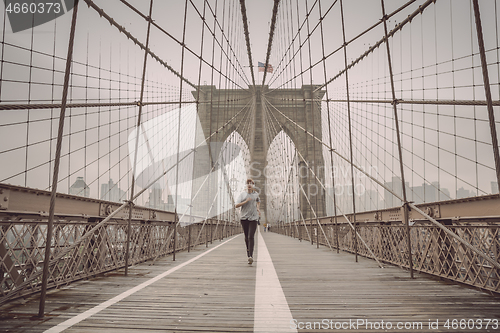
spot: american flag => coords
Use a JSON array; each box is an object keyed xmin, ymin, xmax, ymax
[{"xmin": 258, "ymin": 61, "xmax": 273, "ymax": 73}]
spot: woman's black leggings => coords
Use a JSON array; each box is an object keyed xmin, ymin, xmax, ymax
[{"xmin": 240, "ymin": 219, "xmax": 258, "ymax": 257}]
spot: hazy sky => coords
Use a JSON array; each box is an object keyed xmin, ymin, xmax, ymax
[{"xmin": 0, "ymin": 0, "xmax": 499, "ymax": 213}]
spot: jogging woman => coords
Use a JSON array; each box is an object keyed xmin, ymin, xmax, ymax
[{"xmin": 235, "ymin": 178, "xmax": 260, "ymax": 264}]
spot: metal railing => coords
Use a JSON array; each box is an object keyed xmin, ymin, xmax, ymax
[
  {"xmin": 0, "ymin": 215, "xmax": 240, "ymax": 305},
  {"xmin": 275, "ymin": 218, "xmax": 500, "ymax": 294}
]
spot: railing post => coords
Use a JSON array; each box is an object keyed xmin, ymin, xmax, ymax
[
  {"xmin": 403, "ymin": 203, "xmax": 413, "ymax": 277},
  {"xmin": 173, "ymin": 218, "xmax": 177, "ymax": 261},
  {"xmin": 221, "ymin": 219, "xmax": 224, "ymax": 241},
  {"xmin": 125, "ymin": 202, "xmax": 133, "ymax": 275},
  {"xmin": 316, "ymin": 221, "xmax": 319, "ymax": 248},
  {"xmin": 224, "ymin": 219, "xmax": 226, "ymax": 240},
  {"xmin": 310, "ymin": 220, "xmax": 314, "ymax": 246},
  {"xmin": 299, "ymin": 221, "xmax": 301, "ymax": 241},
  {"xmin": 188, "ymin": 223, "xmax": 191, "ymax": 252},
  {"xmin": 335, "ymin": 218, "xmax": 339, "ymax": 254},
  {"xmin": 354, "ymin": 219, "xmax": 358, "ymax": 262},
  {"xmin": 330, "ymin": 224, "xmax": 334, "ymax": 250}
]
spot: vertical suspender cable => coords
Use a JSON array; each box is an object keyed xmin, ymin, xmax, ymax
[
  {"xmin": 215, "ymin": 0, "xmax": 225, "ymax": 240},
  {"xmin": 239, "ymin": 0, "xmax": 256, "ymax": 87},
  {"xmin": 472, "ymin": 0, "xmax": 500, "ymax": 190},
  {"xmin": 173, "ymin": 0, "xmax": 190, "ymax": 260},
  {"xmin": 208, "ymin": 0, "xmax": 218, "ymax": 238},
  {"xmin": 222, "ymin": 0, "xmax": 231, "ymax": 237},
  {"xmin": 380, "ymin": 0, "xmax": 413, "ymax": 278},
  {"xmin": 262, "ymin": 0, "xmax": 281, "ymax": 87},
  {"xmin": 291, "ymin": 0, "xmax": 301, "ymax": 233},
  {"xmin": 339, "ymin": 0, "xmax": 358, "ymax": 262},
  {"xmin": 38, "ymin": 0, "xmax": 80, "ymax": 318},
  {"xmin": 318, "ymin": 0, "xmax": 340, "ymax": 253},
  {"xmin": 193, "ymin": 0, "xmax": 207, "ymax": 246},
  {"xmin": 125, "ymin": 0, "xmax": 155, "ymax": 274},
  {"xmin": 304, "ymin": 0, "xmax": 321, "ymax": 248}
]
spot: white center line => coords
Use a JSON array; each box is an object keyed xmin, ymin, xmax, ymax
[
  {"xmin": 254, "ymin": 227, "xmax": 297, "ymax": 333},
  {"xmin": 44, "ymin": 235, "xmax": 240, "ymax": 333}
]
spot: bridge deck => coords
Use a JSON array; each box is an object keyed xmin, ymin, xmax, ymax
[{"xmin": 1, "ymin": 228, "xmax": 499, "ymax": 332}]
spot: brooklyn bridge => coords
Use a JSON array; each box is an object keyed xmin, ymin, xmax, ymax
[{"xmin": 0, "ymin": 0, "xmax": 499, "ymax": 332}]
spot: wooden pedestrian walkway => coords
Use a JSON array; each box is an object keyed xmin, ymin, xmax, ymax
[{"xmin": 1, "ymin": 227, "xmax": 499, "ymax": 332}]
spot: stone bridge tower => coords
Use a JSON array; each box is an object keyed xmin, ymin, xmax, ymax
[{"xmin": 191, "ymin": 85, "xmax": 326, "ymax": 225}]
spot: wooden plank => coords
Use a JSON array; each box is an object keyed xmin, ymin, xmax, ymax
[
  {"xmin": 263, "ymin": 230, "xmax": 500, "ymax": 331},
  {"xmin": 1, "ymin": 229, "xmax": 499, "ymax": 332},
  {"xmin": 0, "ymin": 235, "xmax": 255, "ymax": 332}
]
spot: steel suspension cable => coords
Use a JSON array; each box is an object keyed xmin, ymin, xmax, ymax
[
  {"xmin": 0, "ymin": 84, "xmax": 256, "ymax": 304},
  {"xmin": 202, "ymin": 0, "xmax": 251, "ymax": 88},
  {"xmin": 314, "ymin": 0, "xmax": 434, "ymax": 93},
  {"xmin": 261, "ymin": 0, "xmax": 281, "ymax": 87},
  {"xmin": 239, "ymin": 0, "xmax": 255, "ymax": 86},
  {"xmin": 472, "ymin": 0, "xmax": 500, "ymax": 191},
  {"xmin": 318, "ymin": 0, "xmax": 339, "ymax": 253},
  {"xmin": 266, "ymin": 0, "xmax": 421, "ymax": 93},
  {"xmin": 262, "ymin": 95, "xmax": 382, "ymax": 265},
  {"xmin": 264, "ymin": 96, "xmax": 414, "ymax": 202},
  {"xmin": 264, "ymin": 91, "xmax": 500, "ymax": 273},
  {"xmin": 38, "ymin": 0, "xmax": 80, "ymax": 318},
  {"xmin": 380, "ymin": 0, "xmax": 413, "ymax": 277},
  {"xmin": 156, "ymin": 99, "xmax": 256, "ymax": 262},
  {"xmin": 304, "ymin": 0, "xmax": 322, "ymax": 239},
  {"xmin": 120, "ymin": 0, "xmax": 251, "ymax": 90},
  {"xmin": 82, "ymin": 0, "xmax": 197, "ymax": 89},
  {"xmin": 124, "ymin": 0, "xmax": 155, "ymax": 275},
  {"xmin": 267, "ymin": 0, "xmax": 335, "ymax": 88}
]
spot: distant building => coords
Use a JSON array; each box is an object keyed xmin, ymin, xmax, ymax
[
  {"xmin": 440, "ymin": 187, "xmax": 451, "ymax": 201},
  {"xmin": 358, "ymin": 189, "xmax": 380, "ymax": 212},
  {"xmin": 325, "ymin": 187, "xmax": 334, "ymax": 216},
  {"xmin": 146, "ymin": 183, "xmax": 166, "ymax": 210},
  {"xmin": 69, "ymin": 177, "xmax": 90, "ymax": 197},
  {"xmin": 337, "ymin": 184, "xmax": 354, "ymax": 214},
  {"xmin": 382, "ymin": 179, "xmax": 452, "ymax": 205},
  {"xmin": 326, "ymin": 186, "xmax": 381, "ymax": 215},
  {"xmin": 331, "ymin": 178, "xmax": 454, "ymax": 213},
  {"xmin": 457, "ymin": 187, "xmax": 473, "ymax": 199},
  {"xmin": 100, "ymin": 179, "xmax": 125, "ymax": 202},
  {"xmin": 492, "ymin": 181, "xmax": 499, "ymax": 194},
  {"xmin": 384, "ymin": 177, "xmax": 409, "ymax": 208},
  {"xmin": 170, "ymin": 195, "xmax": 192, "ymax": 216},
  {"xmin": 410, "ymin": 182, "xmax": 447, "ymax": 203}
]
